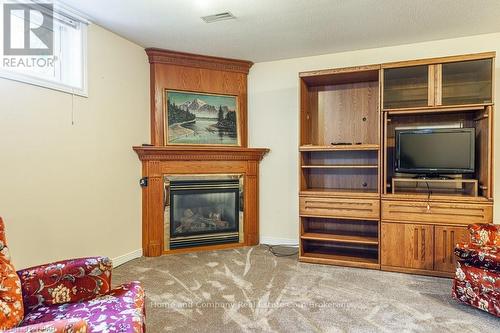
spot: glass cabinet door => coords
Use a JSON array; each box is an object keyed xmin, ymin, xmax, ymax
[
  {"xmin": 440, "ymin": 58, "xmax": 493, "ymax": 106},
  {"xmin": 383, "ymin": 65, "xmax": 429, "ymax": 109}
]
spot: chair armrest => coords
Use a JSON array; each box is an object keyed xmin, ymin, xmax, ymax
[
  {"xmin": 17, "ymin": 257, "xmax": 112, "ymax": 311},
  {"xmin": 468, "ymin": 224, "xmax": 499, "ymax": 246},
  {"xmin": 4, "ymin": 318, "xmax": 87, "ymax": 333}
]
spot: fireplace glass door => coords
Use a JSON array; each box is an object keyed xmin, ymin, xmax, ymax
[{"xmin": 166, "ymin": 177, "xmax": 242, "ymax": 249}]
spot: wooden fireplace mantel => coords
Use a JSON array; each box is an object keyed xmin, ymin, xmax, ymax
[
  {"xmin": 134, "ymin": 146, "xmax": 269, "ymax": 256},
  {"xmin": 133, "ymin": 146, "xmax": 269, "ymax": 162},
  {"xmin": 136, "ymin": 48, "xmax": 269, "ymax": 256}
]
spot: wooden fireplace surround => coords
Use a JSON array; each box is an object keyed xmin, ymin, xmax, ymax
[{"xmin": 134, "ymin": 49, "xmax": 269, "ymax": 256}]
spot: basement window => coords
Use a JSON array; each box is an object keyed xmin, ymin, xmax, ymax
[{"xmin": 0, "ymin": 2, "xmax": 89, "ymax": 96}]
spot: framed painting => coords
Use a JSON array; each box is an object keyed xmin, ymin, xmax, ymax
[{"xmin": 164, "ymin": 90, "xmax": 241, "ymax": 146}]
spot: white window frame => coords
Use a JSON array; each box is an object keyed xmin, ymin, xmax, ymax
[{"xmin": 0, "ymin": 1, "xmax": 90, "ymax": 97}]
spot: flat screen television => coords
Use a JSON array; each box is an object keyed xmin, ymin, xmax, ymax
[{"xmin": 395, "ymin": 127, "xmax": 475, "ymax": 176}]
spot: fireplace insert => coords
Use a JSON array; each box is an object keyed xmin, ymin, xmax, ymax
[{"xmin": 164, "ymin": 175, "xmax": 243, "ymax": 249}]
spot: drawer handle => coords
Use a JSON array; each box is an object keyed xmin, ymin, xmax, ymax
[
  {"xmin": 414, "ymin": 228, "xmax": 418, "ymax": 260},
  {"xmin": 442, "ymin": 230, "xmax": 447, "ymax": 264},
  {"xmin": 450, "ymin": 230, "xmax": 455, "ymax": 264},
  {"xmin": 421, "ymin": 228, "xmax": 425, "ymax": 261},
  {"xmin": 305, "ymin": 205, "xmax": 373, "ymax": 212}
]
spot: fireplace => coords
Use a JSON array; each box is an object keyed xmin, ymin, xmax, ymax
[
  {"xmin": 134, "ymin": 145, "xmax": 268, "ymax": 256},
  {"xmin": 164, "ymin": 174, "xmax": 244, "ymax": 250}
]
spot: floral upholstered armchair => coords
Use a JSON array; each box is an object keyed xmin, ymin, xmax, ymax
[
  {"xmin": 452, "ymin": 223, "xmax": 499, "ymax": 317},
  {"xmin": 0, "ymin": 217, "xmax": 145, "ymax": 332}
]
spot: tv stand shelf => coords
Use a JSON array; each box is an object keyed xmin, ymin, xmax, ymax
[
  {"xmin": 391, "ymin": 178, "xmax": 478, "ymax": 196},
  {"xmin": 302, "ymin": 164, "xmax": 378, "ymax": 169},
  {"xmin": 300, "ymin": 188, "xmax": 379, "ymax": 197},
  {"xmin": 299, "ymin": 144, "xmax": 379, "ymax": 152}
]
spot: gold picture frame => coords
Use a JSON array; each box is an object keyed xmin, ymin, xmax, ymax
[{"xmin": 164, "ymin": 89, "xmax": 241, "ymax": 146}]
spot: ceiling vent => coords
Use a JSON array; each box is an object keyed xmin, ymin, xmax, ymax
[{"xmin": 201, "ymin": 12, "xmax": 236, "ymax": 23}]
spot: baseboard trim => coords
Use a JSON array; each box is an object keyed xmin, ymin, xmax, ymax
[
  {"xmin": 112, "ymin": 249, "xmax": 143, "ymax": 267},
  {"xmin": 260, "ymin": 237, "xmax": 299, "ymax": 247}
]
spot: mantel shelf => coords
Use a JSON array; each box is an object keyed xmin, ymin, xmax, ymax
[{"xmin": 133, "ymin": 146, "xmax": 270, "ymax": 161}]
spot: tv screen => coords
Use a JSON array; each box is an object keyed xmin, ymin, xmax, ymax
[{"xmin": 395, "ymin": 128, "xmax": 475, "ymax": 175}]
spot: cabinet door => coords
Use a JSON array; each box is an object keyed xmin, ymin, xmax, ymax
[
  {"xmin": 381, "ymin": 222, "xmax": 434, "ymax": 270},
  {"xmin": 438, "ymin": 58, "xmax": 493, "ymax": 106},
  {"xmin": 434, "ymin": 226, "xmax": 469, "ymax": 273},
  {"xmin": 383, "ymin": 65, "xmax": 430, "ymax": 109}
]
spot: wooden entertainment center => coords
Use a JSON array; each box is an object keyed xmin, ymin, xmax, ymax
[{"xmin": 298, "ymin": 52, "xmax": 495, "ymax": 277}]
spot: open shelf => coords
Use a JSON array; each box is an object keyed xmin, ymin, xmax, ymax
[
  {"xmin": 300, "ymin": 144, "xmax": 379, "ymax": 152},
  {"xmin": 301, "ymin": 149, "xmax": 379, "ymax": 192},
  {"xmin": 300, "ymin": 72, "xmax": 379, "ymax": 147},
  {"xmin": 300, "ymin": 188, "xmax": 379, "ymax": 198},
  {"xmin": 384, "ymin": 107, "xmax": 492, "ymax": 199},
  {"xmin": 302, "ymin": 216, "xmax": 379, "ymax": 234},
  {"xmin": 301, "ymin": 232, "xmax": 378, "ymax": 245},
  {"xmin": 300, "ymin": 239, "xmax": 379, "ymax": 269},
  {"xmin": 303, "ymin": 168, "xmax": 378, "ymax": 192},
  {"xmin": 381, "ymin": 193, "xmax": 492, "ymax": 203},
  {"xmin": 300, "ymin": 252, "xmax": 379, "ymax": 269},
  {"xmin": 302, "ymin": 164, "xmax": 378, "ymax": 169},
  {"xmin": 391, "ymin": 177, "xmax": 478, "ymax": 196}
]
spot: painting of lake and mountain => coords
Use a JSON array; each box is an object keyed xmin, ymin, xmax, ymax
[{"xmin": 165, "ymin": 90, "xmax": 240, "ymax": 146}]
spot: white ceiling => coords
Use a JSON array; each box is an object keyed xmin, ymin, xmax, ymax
[{"xmin": 60, "ymin": 0, "xmax": 500, "ymax": 62}]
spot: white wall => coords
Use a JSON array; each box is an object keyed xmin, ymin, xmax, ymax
[
  {"xmin": 0, "ymin": 24, "xmax": 149, "ymax": 269},
  {"xmin": 249, "ymin": 32, "xmax": 500, "ymax": 244}
]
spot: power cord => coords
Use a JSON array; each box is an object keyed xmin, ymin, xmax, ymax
[
  {"xmin": 262, "ymin": 244, "xmax": 299, "ymax": 257},
  {"xmin": 425, "ymin": 181, "xmax": 432, "ymax": 211}
]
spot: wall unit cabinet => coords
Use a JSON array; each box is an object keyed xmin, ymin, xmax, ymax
[
  {"xmin": 299, "ymin": 65, "xmax": 381, "ymax": 269},
  {"xmin": 383, "ymin": 65, "xmax": 430, "ymax": 109},
  {"xmin": 440, "ymin": 58, "xmax": 493, "ymax": 106},
  {"xmin": 381, "ymin": 222, "xmax": 470, "ymax": 276},
  {"xmin": 434, "ymin": 226, "xmax": 469, "ymax": 273},
  {"xmin": 381, "ymin": 222, "xmax": 434, "ymax": 270},
  {"xmin": 382, "ymin": 53, "xmax": 494, "ymax": 111},
  {"xmin": 299, "ymin": 52, "xmax": 494, "ymax": 277}
]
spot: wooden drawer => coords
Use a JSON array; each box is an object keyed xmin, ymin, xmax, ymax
[
  {"xmin": 300, "ymin": 196, "xmax": 379, "ymax": 220},
  {"xmin": 381, "ymin": 200, "xmax": 492, "ymax": 224}
]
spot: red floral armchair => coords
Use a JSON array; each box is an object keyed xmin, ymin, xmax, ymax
[
  {"xmin": 0, "ymin": 217, "xmax": 145, "ymax": 332},
  {"xmin": 452, "ymin": 223, "xmax": 499, "ymax": 317}
]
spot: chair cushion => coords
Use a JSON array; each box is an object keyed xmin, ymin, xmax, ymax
[
  {"xmin": 3, "ymin": 318, "xmax": 88, "ymax": 333},
  {"xmin": 455, "ymin": 243, "xmax": 499, "ymax": 271},
  {"xmin": 452, "ymin": 262, "xmax": 500, "ymax": 317},
  {"xmin": 0, "ymin": 217, "xmax": 12, "ymax": 262},
  {"xmin": 18, "ymin": 257, "xmax": 112, "ymax": 310},
  {"xmin": 469, "ymin": 224, "xmax": 500, "ymax": 246},
  {"xmin": 0, "ymin": 259, "xmax": 24, "ymax": 330},
  {"xmin": 0, "ymin": 217, "xmax": 24, "ymax": 330},
  {"xmin": 22, "ymin": 281, "xmax": 145, "ymax": 333}
]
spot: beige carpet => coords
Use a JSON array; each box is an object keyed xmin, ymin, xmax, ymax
[{"xmin": 113, "ymin": 246, "xmax": 498, "ymax": 332}]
